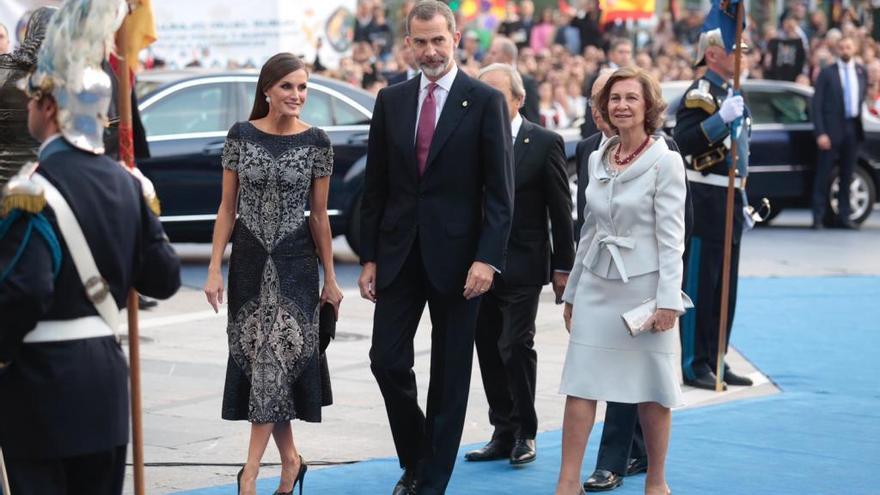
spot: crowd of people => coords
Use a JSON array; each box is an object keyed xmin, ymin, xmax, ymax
[{"xmin": 311, "ymin": 0, "xmax": 880, "ymax": 124}]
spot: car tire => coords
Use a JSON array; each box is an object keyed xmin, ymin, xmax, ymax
[
  {"xmin": 345, "ymin": 193, "xmax": 362, "ymax": 257},
  {"xmin": 826, "ymin": 165, "xmax": 876, "ymax": 225}
]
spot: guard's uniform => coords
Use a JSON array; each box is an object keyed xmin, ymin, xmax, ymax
[
  {"xmin": 673, "ymin": 68, "xmax": 750, "ymax": 383},
  {"xmin": 0, "ymin": 137, "xmax": 181, "ymax": 494}
]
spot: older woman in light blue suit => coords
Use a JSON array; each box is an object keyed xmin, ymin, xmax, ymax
[{"xmin": 555, "ymin": 67, "xmax": 688, "ymax": 495}]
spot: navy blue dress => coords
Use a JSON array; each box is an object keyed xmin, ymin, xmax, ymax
[{"xmin": 220, "ymin": 122, "xmax": 333, "ymax": 424}]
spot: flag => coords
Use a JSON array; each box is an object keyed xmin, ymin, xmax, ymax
[
  {"xmin": 702, "ymin": 0, "xmax": 744, "ymax": 54},
  {"xmin": 120, "ymin": 0, "xmax": 157, "ymax": 63},
  {"xmin": 599, "ymin": 0, "xmax": 656, "ymax": 24}
]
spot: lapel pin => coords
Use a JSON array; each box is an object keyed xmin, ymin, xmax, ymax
[
  {"xmin": 462, "ymin": 100, "xmax": 469, "ymax": 107},
  {"xmin": 524, "ymin": 137, "xmax": 530, "ymax": 143}
]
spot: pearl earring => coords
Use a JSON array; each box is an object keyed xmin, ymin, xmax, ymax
[{"xmin": 265, "ymin": 96, "xmax": 270, "ymax": 103}]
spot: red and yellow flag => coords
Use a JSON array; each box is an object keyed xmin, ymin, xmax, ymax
[
  {"xmin": 599, "ymin": 0, "xmax": 656, "ymax": 24},
  {"xmin": 120, "ymin": 0, "xmax": 157, "ymax": 63}
]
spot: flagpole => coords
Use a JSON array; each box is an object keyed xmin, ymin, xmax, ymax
[
  {"xmin": 714, "ymin": 0, "xmax": 745, "ymax": 392},
  {"xmin": 115, "ymin": 16, "xmax": 147, "ymax": 495}
]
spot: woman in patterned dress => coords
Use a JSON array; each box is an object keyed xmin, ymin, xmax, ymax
[{"xmin": 204, "ymin": 53, "xmax": 343, "ymax": 495}]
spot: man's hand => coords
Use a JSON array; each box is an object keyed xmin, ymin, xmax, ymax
[
  {"xmin": 358, "ymin": 262, "xmax": 378, "ymax": 303},
  {"xmin": 817, "ymin": 134, "xmax": 832, "ymax": 151},
  {"xmin": 563, "ymin": 303, "xmax": 573, "ymax": 333},
  {"xmin": 463, "ymin": 261, "xmax": 495, "ymax": 300},
  {"xmin": 719, "ymin": 89, "xmax": 745, "ymax": 124},
  {"xmin": 552, "ymin": 271, "xmax": 569, "ymax": 305}
]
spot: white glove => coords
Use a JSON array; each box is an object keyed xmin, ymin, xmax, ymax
[{"xmin": 719, "ymin": 88, "xmax": 744, "ymax": 124}]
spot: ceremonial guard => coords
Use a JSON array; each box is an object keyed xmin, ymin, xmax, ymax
[
  {"xmin": 673, "ymin": 28, "xmax": 753, "ymax": 390},
  {"xmin": 0, "ymin": 1, "xmax": 180, "ymax": 493}
]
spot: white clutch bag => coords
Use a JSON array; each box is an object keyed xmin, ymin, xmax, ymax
[{"xmin": 622, "ymin": 292, "xmax": 694, "ymax": 337}]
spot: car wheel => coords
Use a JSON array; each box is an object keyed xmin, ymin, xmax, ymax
[
  {"xmin": 828, "ymin": 166, "xmax": 876, "ymax": 225},
  {"xmin": 345, "ymin": 193, "xmax": 362, "ymax": 257}
]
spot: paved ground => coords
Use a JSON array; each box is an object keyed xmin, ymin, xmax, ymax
[{"xmin": 120, "ymin": 209, "xmax": 880, "ymax": 494}]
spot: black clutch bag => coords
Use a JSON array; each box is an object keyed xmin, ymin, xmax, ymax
[{"xmin": 319, "ymin": 302, "xmax": 337, "ymax": 353}]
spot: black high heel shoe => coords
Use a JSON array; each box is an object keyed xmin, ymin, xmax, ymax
[{"xmin": 274, "ymin": 455, "xmax": 308, "ymax": 495}]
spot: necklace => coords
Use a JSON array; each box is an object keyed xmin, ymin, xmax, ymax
[{"xmin": 613, "ymin": 134, "xmax": 651, "ymax": 167}]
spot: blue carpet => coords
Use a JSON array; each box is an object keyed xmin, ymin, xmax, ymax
[{"xmin": 176, "ymin": 276, "xmax": 880, "ymax": 495}]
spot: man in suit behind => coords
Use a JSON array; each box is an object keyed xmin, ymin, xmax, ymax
[
  {"xmin": 482, "ymin": 36, "xmax": 541, "ymax": 125},
  {"xmin": 812, "ymin": 35, "xmax": 866, "ymax": 229},
  {"xmin": 358, "ymin": 2, "xmax": 514, "ymax": 494},
  {"xmin": 464, "ymin": 63, "xmax": 574, "ymax": 467}
]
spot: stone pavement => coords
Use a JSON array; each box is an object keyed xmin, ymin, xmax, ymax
[{"xmin": 121, "ymin": 209, "xmax": 879, "ymax": 494}]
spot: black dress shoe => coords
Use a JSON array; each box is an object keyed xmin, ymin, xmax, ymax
[
  {"xmin": 624, "ymin": 456, "xmax": 648, "ymax": 476},
  {"xmin": 839, "ymin": 220, "xmax": 859, "ymax": 230},
  {"xmin": 509, "ymin": 438, "xmax": 536, "ymax": 465},
  {"xmin": 810, "ymin": 221, "xmax": 823, "ymax": 230},
  {"xmin": 392, "ymin": 467, "xmax": 418, "ymax": 495},
  {"xmin": 683, "ymin": 371, "xmax": 726, "ymax": 391},
  {"xmin": 723, "ymin": 368, "xmax": 753, "ymax": 386},
  {"xmin": 138, "ymin": 294, "xmax": 158, "ymax": 309},
  {"xmin": 584, "ymin": 469, "xmax": 623, "ymax": 492},
  {"xmin": 464, "ymin": 439, "xmax": 512, "ymax": 462}
]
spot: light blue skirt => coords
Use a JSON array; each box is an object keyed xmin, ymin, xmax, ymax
[{"xmin": 559, "ymin": 269, "xmax": 682, "ymax": 408}]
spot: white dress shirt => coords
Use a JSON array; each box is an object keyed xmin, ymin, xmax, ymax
[
  {"xmin": 511, "ymin": 113, "xmax": 523, "ymax": 144},
  {"xmin": 838, "ymin": 59, "xmax": 860, "ymax": 119},
  {"xmin": 414, "ymin": 63, "xmax": 459, "ymax": 142}
]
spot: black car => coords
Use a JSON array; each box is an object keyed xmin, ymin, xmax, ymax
[
  {"xmin": 136, "ymin": 70, "xmax": 373, "ymax": 250},
  {"xmin": 136, "ymin": 70, "xmax": 583, "ymax": 252},
  {"xmin": 662, "ymin": 79, "xmax": 880, "ymax": 224}
]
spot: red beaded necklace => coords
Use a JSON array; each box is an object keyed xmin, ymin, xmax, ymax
[{"xmin": 613, "ymin": 134, "xmax": 651, "ymax": 167}]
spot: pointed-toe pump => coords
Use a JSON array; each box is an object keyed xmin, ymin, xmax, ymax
[{"xmin": 274, "ymin": 455, "xmax": 308, "ymax": 495}]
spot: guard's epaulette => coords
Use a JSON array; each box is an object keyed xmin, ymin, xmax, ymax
[
  {"xmin": 0, "ymin": 162, "xmax": 45, "ymax": 218},
  {"xmin": 684, "ymin": 79, "xmax": 717, "ymax": 115}
]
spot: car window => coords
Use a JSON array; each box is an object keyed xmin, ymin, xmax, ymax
[
  {"xmin": 300, "ymin": 88, "xmax": 333, "ymax": 127},
  {"xmin": 241, "ymin": 81, "xmax": 337, "ymax": 127},
  {"xmin": 334, "ymin": 98, "xmax": 371, "ymax": 125},
  {"xmin": 141, "ymin": 83, "xmax": 235, "ymax": 136},
  {"xmin": 745, "ymin": 90, "xmax": 810, "ymax": 125}
]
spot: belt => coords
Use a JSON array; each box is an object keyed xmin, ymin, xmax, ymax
[
  {"xmin": 592, "ymin": 235, "xmax": 636, "ymax": 282},
  {"xmin": 23, "ymin": 315, "xmax": 117, "ymax": 343},
  {"xmin": 686, "ymin": 169, "xmax": 745, "ymax": 189}
]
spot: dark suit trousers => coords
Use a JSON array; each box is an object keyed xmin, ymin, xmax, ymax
[
  {"xmin": 595, "ymin": 403, "xmax": 646, "ymax": 475},
  {"xmin": 6, "ymin": 445, "xmax": 126, "ymax": 495},
  {"xmin": 369, "ymin": 243, "xmax": 481, "ymax": 494},
  {"xmin": 680, "ymin": 236, "xmax": 741, "ymax": 379},
  {"xmin": 813, "ymin": 119, "xmax": 859, "ymax": 222},
  {"xmin": 474, "ymin": 280, "xmax": 541, "ymax": 442}
]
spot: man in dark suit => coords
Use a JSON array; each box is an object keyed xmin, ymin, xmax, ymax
[
  {"xmin": 463, "ymin": 63, "xmax": 574, "ymax": 467},
  {"xmin": 576, "ymin": 70, "xmax": 693, "ymax": 493},
  {"xmin": 482, "ymin": 36, "xmax": 541, "ymax": 125},
  {"xmin": 358, "ymin": 2, "xmax": 514, "ymax": 494},
  {"xmin": 812, "ymin": 35, "xmax": 866, "ymax": 229}
]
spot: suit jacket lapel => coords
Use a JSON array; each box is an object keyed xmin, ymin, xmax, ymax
[
  {"xmin": 424, "ymin": 70, "xmax": 473, "ymax": 175},
  {"xmin": 402, "ymin": 76, "xmax": 421, "ymax": 181},
  {"xmin": 514, "ymin": 119, "xmax": 531, "ymax": 171}
]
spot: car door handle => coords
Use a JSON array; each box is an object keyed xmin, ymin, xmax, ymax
[
  {"xmin": 202, "ymin": 141, "xmax": 226, "ymax": 155},
  {"xmin": 347, "ymin": 133, "xmax": 370, "ymax": 145}
]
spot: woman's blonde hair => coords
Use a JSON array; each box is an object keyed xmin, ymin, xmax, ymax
[{"xmin": 595, "ymin": 66, "xmax": 667, "ymax": 135}]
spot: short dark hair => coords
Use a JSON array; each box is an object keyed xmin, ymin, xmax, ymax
[
  {"xmin": 596, "ymin": 66, "xmax": 667, "ymax": 135},
  {"xmin": 407, "ymin": 0, "xmax": 456, "ymax": 36},
  {"xmin": 249, "ymin": 53, "xmax": 307, "ymax": 120}
]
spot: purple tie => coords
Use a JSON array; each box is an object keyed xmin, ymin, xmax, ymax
[{"xmin": 416, "ymin": 83, "xmax": 438, "ymax": 176}]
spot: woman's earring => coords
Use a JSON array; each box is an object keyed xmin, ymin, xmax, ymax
[{"xmin": 265, "ymin": 96, "xmax": 270, "ymax": 103}]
